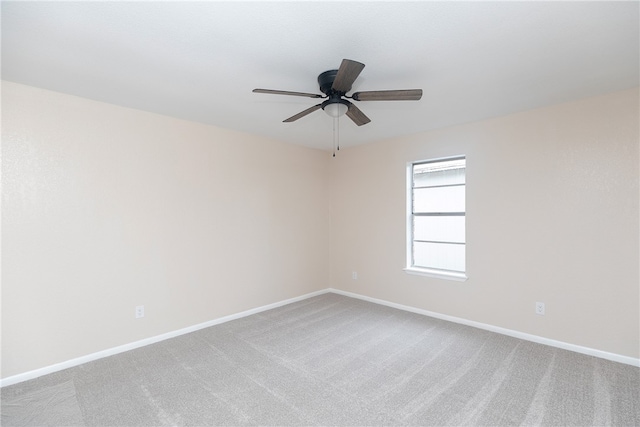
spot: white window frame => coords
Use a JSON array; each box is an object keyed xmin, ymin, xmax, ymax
[{"xmin": 405, "ymin": 155, "xmax": 467, "ymax": 281}]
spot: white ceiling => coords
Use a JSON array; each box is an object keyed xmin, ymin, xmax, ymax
[{"xmin": 2, "ymin": 1, "xmax": 638, "ymax": 151}]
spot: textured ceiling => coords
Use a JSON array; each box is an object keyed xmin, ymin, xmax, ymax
[{"xmin": 2, "ymin": 1, "xmax": 638, "ymax": 151}]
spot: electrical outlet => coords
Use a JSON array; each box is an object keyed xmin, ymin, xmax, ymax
[
  {"xmin": 135, "ymin": 305, "xmax": 145, "ymax": 319},
  {"xmin": 535, "ymin": 302, "xmax": 545, "ymax": 315},
  {"xmin": 352, "ymin": 271, "xmax": 358, "ymax": 280}
]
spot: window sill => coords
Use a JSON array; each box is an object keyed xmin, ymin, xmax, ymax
[{"xmin": 404, "ymin": 267, "xmax": 467, "ymax": 282}]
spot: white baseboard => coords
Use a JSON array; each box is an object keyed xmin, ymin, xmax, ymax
[
  {"xmin": 0, "ymin": 289, "xmax": 330, "ymax": 388},
  {"xmin": 2, "ymin": 286, "xmax": 637, "ymax": 387},
  {"xmin": 328, "ymin": 288, "xmax": 640, "ymax": 368}
]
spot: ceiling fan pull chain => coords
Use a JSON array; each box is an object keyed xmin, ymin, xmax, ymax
[
  {"xmin": 333, "ymin": 117, "xmax": 340, "ymax": 157},
  {"xmin": 337, "ymin": 116, "xmax": 340, "ymax": 151}
]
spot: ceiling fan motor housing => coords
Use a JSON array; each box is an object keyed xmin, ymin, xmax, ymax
[
  {"xmin": 319, "ymin": 69, "xmax": 351, "ymax": 116},
  {"xmin": 318, "ymin": 70, "xmax": 340, "ymax": 95}
]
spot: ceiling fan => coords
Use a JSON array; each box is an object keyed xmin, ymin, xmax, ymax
[{"xmin": 253, "ymin": 59, "xmax": 423, "ymax": 126}]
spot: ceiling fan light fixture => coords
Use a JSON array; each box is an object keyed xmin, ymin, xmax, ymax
[{"xmin": 322, "ymin": 99, "xmax": 349, "ymax": 118}]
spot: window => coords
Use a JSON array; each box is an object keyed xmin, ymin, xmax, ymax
[{"xmin": 406, "ymin": 156, "xmax": 466, "ymax": 280}]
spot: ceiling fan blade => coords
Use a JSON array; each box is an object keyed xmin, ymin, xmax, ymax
[
  {"xmin": 253, "ymin": 88, "xmax": 324, "ymax": 99},
  {"xmin": 352, "ymin": 89, "xmax": 423, "ymax": 101},
  {"xmin": 331, "ymin": 59, "xmax": 365, "ymax": 93},
  {"xmin": 346, "ymin": 102, "xmax": 371, "ymax": 126},
  {"xmin": 283, "ymin": 104, "xmax": 323, "ymax": 122}
]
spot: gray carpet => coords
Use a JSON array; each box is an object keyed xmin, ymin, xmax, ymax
[{"xmin": 2, "ymin": 293, "xmax": 639, "ymax": 426}]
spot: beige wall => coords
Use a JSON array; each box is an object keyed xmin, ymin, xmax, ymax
[
  {"xmin": 330, "ymin": 87, "xmax": 639, "ymax": 359},
  {"xmin": 2, "ymin": 82, "xmax": 638, "ymax": 380},
  {"xmin": 1, "ymin": 82, "xmax": 331, "ymax": 378}
]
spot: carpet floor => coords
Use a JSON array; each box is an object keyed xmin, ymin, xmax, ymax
[{"xmin": 1, "ymin": 293, "xmax": 639, "ymax": 426}]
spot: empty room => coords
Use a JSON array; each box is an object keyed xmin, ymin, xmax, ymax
[{"xmin": 1, "ymin": 1, "xmax": 639, "ymax": 426}]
